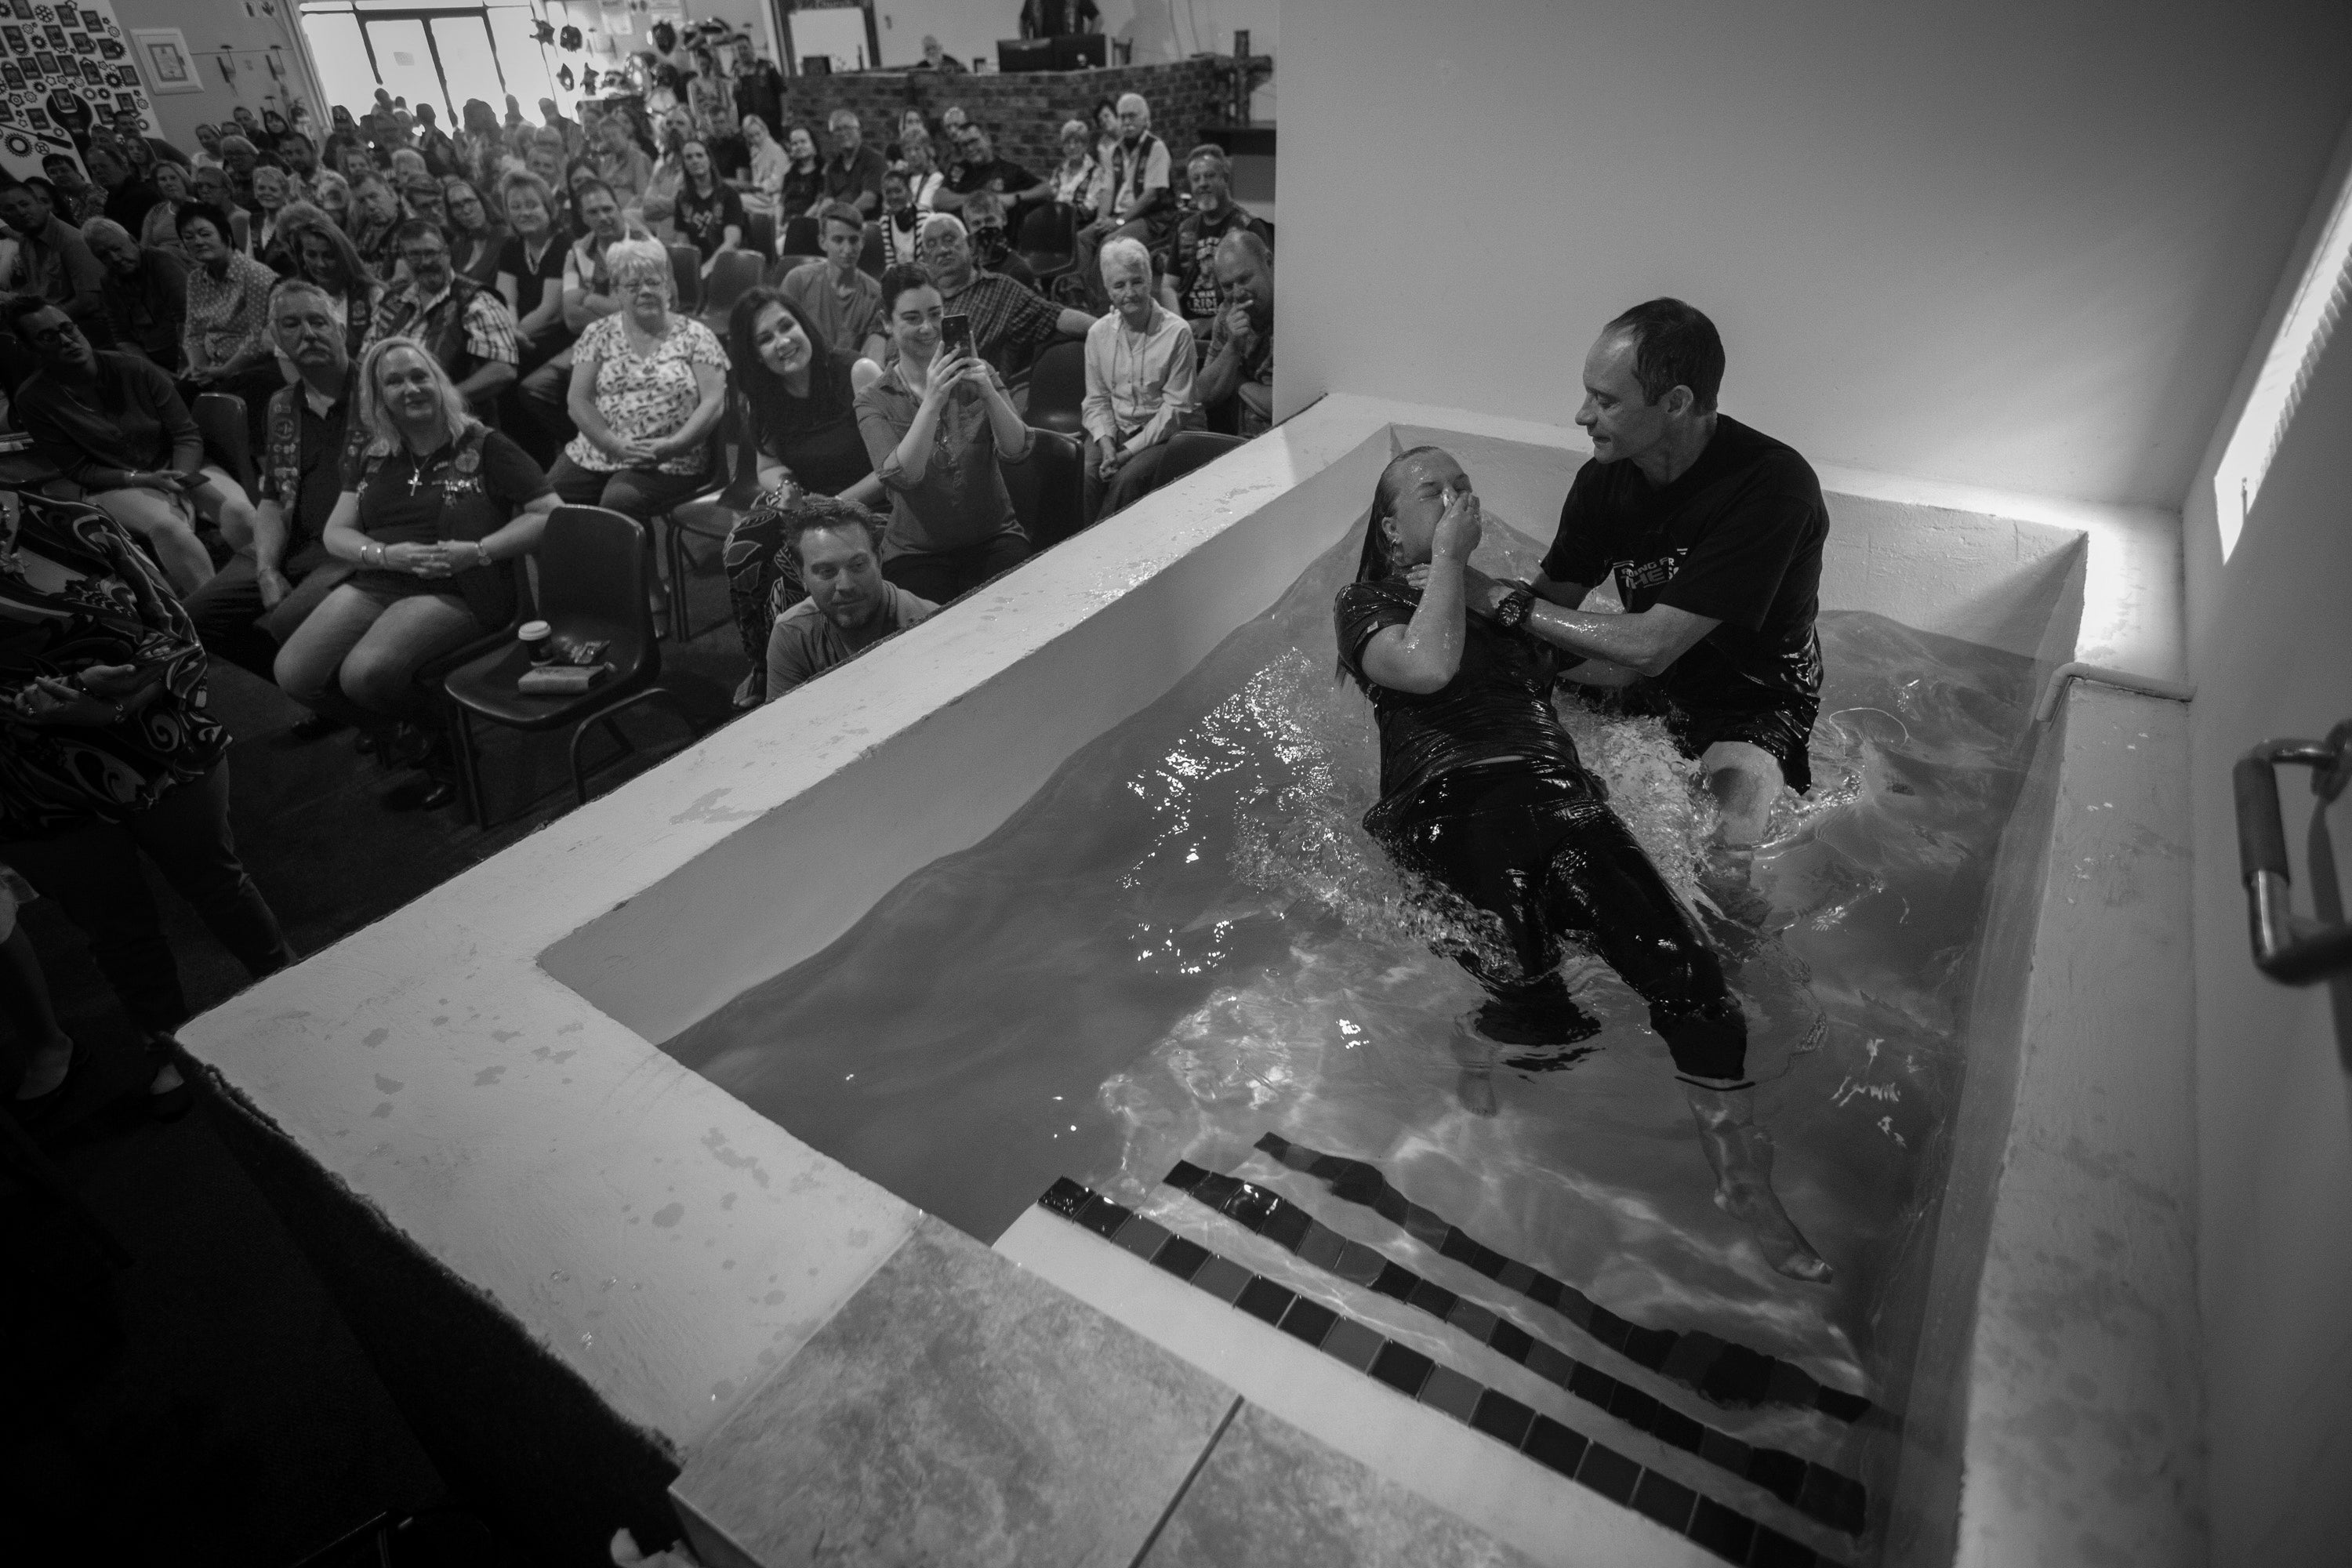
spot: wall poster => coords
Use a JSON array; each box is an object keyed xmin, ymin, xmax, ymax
[{"xmin": 0, "ymin": 2, "xmax": 169, "ymax": 181}]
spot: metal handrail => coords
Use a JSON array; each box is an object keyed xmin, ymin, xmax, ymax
[
  {"xmin": 2234, "ymin": 720, "xmax": 2352, "ymax": 984},
  {"xmin": 2033, "ymin": 662, "xmax": 2197, "ymax": 724}
]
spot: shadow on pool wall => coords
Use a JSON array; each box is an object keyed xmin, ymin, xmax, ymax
[{"xmin": 543, "ymin": 423, "xmax": 2092, "ymax": 1563}]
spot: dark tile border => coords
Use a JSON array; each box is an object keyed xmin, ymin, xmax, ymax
[
  {"xmin": 1166, "ymin": 1161, "xmax": 1868, "ymax": 1537},
  {"xmin": 1254, "ymin": 1133, "xmax": 1875, "ymax": 1425},
  {"xmin": 1034, "ymin": 1178, "xmax": 1838, "ymax": 1568}
]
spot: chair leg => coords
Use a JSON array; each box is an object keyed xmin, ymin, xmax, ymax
[
  {"xmin": 568, "ymin": 688, "xmax": 675, "ymax": 808},
  {"xmin": 659, "ymin": 515, "xmax": 690, "ymax": 645},
  {"xmin": 451, "ymin": 706, "xmax": 485, "ymax": 828}
]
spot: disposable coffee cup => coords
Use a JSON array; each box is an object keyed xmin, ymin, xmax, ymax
[{"xmin": 519, "ymin": 619, "xmax": 553, "ymax": 662}]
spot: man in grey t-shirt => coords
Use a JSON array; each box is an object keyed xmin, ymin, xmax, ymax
[{"xmin": 765, "ymin": 495, "xmax": 937, "ymax": 700}]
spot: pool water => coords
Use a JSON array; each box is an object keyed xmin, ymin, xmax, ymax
[{"xmin": 664, "ymin": 513, "xmax": 2041, "ymax": 1556}]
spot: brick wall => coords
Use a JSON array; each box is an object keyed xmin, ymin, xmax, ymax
[{"xmin": 777, "ymin": 57, "xmax": 1235, "ymax": 176}]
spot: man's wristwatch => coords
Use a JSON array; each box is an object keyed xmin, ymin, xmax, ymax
[{"xmin": 1494, "ymin": 586, "xmax": 1535, "ymax": 631}]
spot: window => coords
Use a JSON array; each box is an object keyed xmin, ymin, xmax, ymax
[
  {"xmin": 299, "ymin": 2, "xmax": 560, "ymax": 124},
  {"xmin": 2212, "ymin": 162, "xmax": 2352, "ymax": 561}
]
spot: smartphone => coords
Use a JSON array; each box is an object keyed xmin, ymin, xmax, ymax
[{"xmin": 938, "ymin": 313, "xmax": 973, "ymax": 358}]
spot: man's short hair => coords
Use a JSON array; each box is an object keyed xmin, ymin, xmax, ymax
[
  {"xmin": 270, "ymin": 276, "xmax": 339, "ymax": 320},
  {"xmin": 962, "ymin": 190, "xmax": 1005, "ymax": 226},
  {"xmin": 917, "ymin": 212, "xmax": 967, "ymax": 249},
  {"xmin": 783, "ymin": 493, "xmax": 884, "ymax": 566},
  {"xmin": 818, "ymin": 201, "xmax": 864, "ymax": 234},
  {"xmin": 828, "ymin": 108, "xmax": 859, "ymax": 129},
  {"xmin": 1117, "ymin": 93, "xmax": 1149, "ymax": 121},
  {"xmin": 1184, "ymin": 143, "xmax": 1230, "ymax": 177},
  {"xmin": 78, "ymin": 216, "xmax": 134, "ymax": 249},
  {"xmin": 393, "ymin": 217, "xmax": 447, "ymax": 251},
  {"xmin": 2, "ymin": 293, "xmax": 58, "ymax": 332},
  {"xmin": 1602, "ymin": 297, "xmax": 1724, "ymax": 412},
  {"xmin": 1216, "ymin": 229, "xmax": 1271, "ymax": 270}
]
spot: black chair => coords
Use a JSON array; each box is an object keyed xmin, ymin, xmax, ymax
[
  {"xmin": 441, "ymin": 506, "xmax": 685, "ymax": 825},
  {"xmin": 779, "ymin": 216, "xmax": 821, "ymax": 257},
  {"xmin": 1003, "ymin": 429, "xmax": 1086, "ymax": 553},
  {"xmin": 768, "ymin": 254, "xmax": 818, "ymax": 286},
  {"xmin": 1018, "ymin": 202, "xmax": 1077, "ymax": 282},
  {"xmin": 652, "ymin": 422, "xmax": 743, "ymax": 644},
  {"xmin": 192, "ymin": 392, "xmax": 254, "ymax": 492},
  {"xmin": 1024, "ymin": 340, "xmax": 1087, "ymax": 437},
  {"xmin": 666, "ymin": 243, "xmax": 702, "ymax": 315},
  {"xmin": 701, "ymin": 249, "xmax": 764, "ymax": 328},
  {"xmin": 742, "ymin": 210, "xmax": 776, "ymax": 260},
  {"xmin": 858, "ymin": 223, "xmax": 884, "ymax": 279}
]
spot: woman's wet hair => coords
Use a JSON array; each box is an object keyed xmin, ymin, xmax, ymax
[{"xmin": 1355, "ymin": 445, "xmax": 1448, "ymax": 584}]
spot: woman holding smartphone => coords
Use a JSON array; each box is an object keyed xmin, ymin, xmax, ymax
[{"xmin": 853, "ymin": 263, "xmax": 1033, "ymax": 604}]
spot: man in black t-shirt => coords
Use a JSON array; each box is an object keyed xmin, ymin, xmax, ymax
[
  {"xmin": 1163, "ymin": 145, "xmax": 1271, "ymax": 336},
  {"xmin": 1475, "ymin": 299, "xmax": 1828, "ymax": 851},
  {"xmin": 937, "ymin": 124, "xmax": 1051, "ymax": 227}
]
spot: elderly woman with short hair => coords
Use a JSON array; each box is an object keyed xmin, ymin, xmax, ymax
[
  {"xmin": 274, "ymin": 335, "xmax": 556, "ymax": 806},
  {"xmin": 1080, "ymin": 236, "xmax": 1196, "ymax": 521},
  {"xmin": 552, "ymin": 234, "xmax": 728, "ymax": 520}
]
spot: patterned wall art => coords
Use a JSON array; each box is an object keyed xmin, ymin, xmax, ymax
[{"xmin": 0, "ymin": 2, "xmax": 167, "ymax": 180}]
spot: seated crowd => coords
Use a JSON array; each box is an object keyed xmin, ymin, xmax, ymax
[{"xmin": 0, "ymin": 66, "xmax": 1274, "ymax": 1112}]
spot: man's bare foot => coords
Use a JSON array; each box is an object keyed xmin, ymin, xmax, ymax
[
  {"xmin": 1686, "ymin": 1085, "xmax": 1833, "ymax": 1283},
  {"xmin": 1450, "ymin": 1014, "xmax": 1498, "ymax": 1116}
]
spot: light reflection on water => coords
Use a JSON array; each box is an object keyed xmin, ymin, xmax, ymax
[{"xmin": 666, "ymin": 515, "xmax": 2038, "ymax": 1555}]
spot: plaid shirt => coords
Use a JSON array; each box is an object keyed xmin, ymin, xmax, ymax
[
  {"xmin": 940, "ymin": 270, "xmax": 1064, "ymax": 383},
  {"xmin": 362, "ymin": 273, "xmax": 519, "ymax": 385}
]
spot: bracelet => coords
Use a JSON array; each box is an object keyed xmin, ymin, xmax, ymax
[{"xmin": 476, "ymin": 541, "xmax": 492, "ymax": 568}]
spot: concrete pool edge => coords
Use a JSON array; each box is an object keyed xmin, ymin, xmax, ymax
[{"xmin": 176, "ymin": 392, "xmax": 2191, "ymax": 1563}]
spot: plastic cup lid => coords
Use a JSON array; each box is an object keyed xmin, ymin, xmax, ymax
[{"xmin": 519, "ymin": 619, "xmax": 553, "ymax": 640}]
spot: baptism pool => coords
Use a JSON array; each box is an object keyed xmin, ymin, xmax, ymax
[
  {"xmin": 180, "ymin": 401, "xmax": 2193, "ymax": 1568},
  {"xmin": 659, "ymin": 505, "xmax": 2042, "ymax": 1560}
]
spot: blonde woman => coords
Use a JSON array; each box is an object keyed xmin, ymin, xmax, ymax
[
  {"xmin": 274, "ymin": 336, "xmax": 554, "ymax": 792},
  {"xmin": 550, "ymin": 235, "xmax": 728, "ymax": 520}
]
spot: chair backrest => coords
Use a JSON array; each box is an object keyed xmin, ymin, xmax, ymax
[
  {"xmin": 1152, "ymin": 430, "xmax": 1248, "ymax": 493},
  {"xmin": 769, "ymin": 254, "xmax": 818, "ymax": 287},
  {"xmin": 0, "ymin": 335, "xmax": 39, "ymax": 403},
  {"xmin": 1002, "ymin": 429, "xmax": 1087, "ymax": 553},
  {"xmin": 192, "ymin": 392, "xmax": 255, "ymax": 492},
  {"xmin": 535, "ymin": 505, "xmax": 659, "ymax": 675},
  {"xmin": 1018, "ymin": 201, "xmax": 1076, "ymax": 263},
  {"xmin": 858, "ymin": 223, "xmax": 884, "ymax": 279},
  {"xmin": 742, "ymin": 210, "xmax": 776, "ymax": 260},
  {"xmin": 666, "ymin": 243, "xmax": 702, "ymax": 315},
  {"xmin": 1024, "ymin": 339, "xmax": 1088, "ymax": 437},
  {"xmin": 779, "ymin": 216, "xmax": 822, "ymax": 257},
  {"xmin": 703, "ymin": 249, "xmax": 764, "ymax": 322}
]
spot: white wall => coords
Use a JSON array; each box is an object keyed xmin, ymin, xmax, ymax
[
  {"xmin": 115, "ymin": 0, "xmax": 324, "ymax": 148},
  {"xmin": 2180, "ymin": 114, "xmax": 2352, "ymax": 1568},
  {"xmin": 1276, "ymin": 0, "xmax": 2352, "ymax": 510}
]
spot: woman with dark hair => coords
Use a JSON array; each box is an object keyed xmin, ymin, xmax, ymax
[
  {"xmin": 176, "ymin": 200, "xmax": 283, "ymax": 440},
  {"xmin": 1333, "ymin": 444, "xmax": 1831, "ymax": 1283},
  {"xmin": 285, "ymin": 208, "xmax": 385, "ymax": 357},
  {"xmin": 191, "ymin": 163, "xmax": 252, "ymax": 254},
  {"xmin": 443, "ymin": 176, "xmax": 507, "ymax": 285},
  {"xmin": 671, "ymin": 139, "xmax": 746, "ymax": 271},
  {"xmin": 681, "ymin": 286, "xmax": 883, "ymax": 703},
  {"xmin": 853, "ymin": 262, "xmax": 1033, "ymax": 604},
  {"xmin": 456, "ymin": 99, "xmax": 506, "ymax": 189},
  {"xmin": 775, "ymin": 122, "xmax": 822, "ymax": 217}
]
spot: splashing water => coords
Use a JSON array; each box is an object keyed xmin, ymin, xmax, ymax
[{"xmin": 665, "ymin": 511, "xmax": 2042, "ymax": 1559}]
